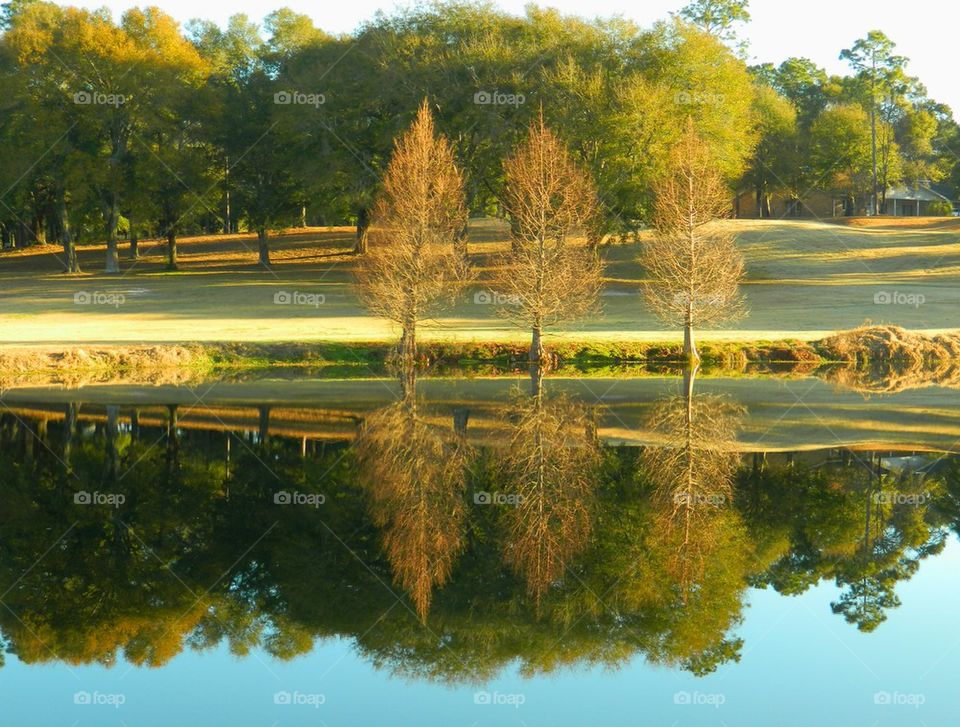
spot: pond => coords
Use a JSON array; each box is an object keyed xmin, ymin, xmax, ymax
[{"xmin": 0, "ymin": 368, "xmax": 956, "ymax": 726}]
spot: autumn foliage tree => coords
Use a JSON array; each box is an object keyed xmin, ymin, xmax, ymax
[
  {"xmin": 356, "ymin": 100, "xmax": 467, "ymax": 362},
  {"xmin": 498, "ymin": 113, "xmax": 603, "ymax": 366},
  {"xmin": 354, "ymin": 368, "xmax": 470, "ymax": 622},
  {"xmin": 641, "ymin": 120, "xmax": 745, "ymax": 363},
  {"xmin": 499, "ymin": 387, "xmax": 601, "ymax": 609}
]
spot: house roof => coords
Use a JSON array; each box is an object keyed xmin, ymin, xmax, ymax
[{"xmin": 885, "ymin": 185, "xmax": 951, "ymax": 202}]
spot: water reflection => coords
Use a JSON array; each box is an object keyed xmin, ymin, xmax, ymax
[{"xmin": 0, "ymin": 368, "xmax": 957, "ymax": 682}]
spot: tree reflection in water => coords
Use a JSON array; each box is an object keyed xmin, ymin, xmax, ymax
[{"xmin": 0, "ymin": 372, "xmax": 957, "ymax": 680}]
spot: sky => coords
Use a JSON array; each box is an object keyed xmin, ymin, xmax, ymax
[{"xmin": 56, "ymin": 0, "xmax": 960, "ymax": 116}]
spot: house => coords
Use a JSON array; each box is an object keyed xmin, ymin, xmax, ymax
[
  {"xmin": 734, "ymin": 183, "xmax": 958, "ymax": 219},
  {"xmin": 734, "ymin": 190, "xmax": 855, "ymax": 219},
  {"xmin": 877, "ymin": 183, "xmax": 955, "ymax": 216}
]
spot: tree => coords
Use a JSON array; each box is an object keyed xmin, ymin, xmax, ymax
[
  {"xmin": 742, "ymin": 85, "xmax": 798, "ymax": 217},
  {"xmin": 841, "ymin": 31, "xmax": 909, "ymax": 214},
  {"xmin": 678, "ymin": 0, "xmax": 750, "ymax": 51},
  {"xmin": 355, "ymin": 365, "xmax": 471, "ymax": 622},
  {"xmin": 641, "ymin": 120, "xmax": 745, "ymax": 363},
  {"xmin": 355, "ymin": 100, "xmax": 467, "ymax": 362},
  {"xmin": 499, "ymin": 384, "xmax": 600, "ymax": 608},
  {"xmin": 498, "ymin": 114, "xmax": 602, "ymax": 366},
  {"xmin": 810, "ymin": 104, "xmax": 874, "ymax": 215},
  {"xmin": 130, "ymin": 7, "xmax": 213, "ymax": 270}
]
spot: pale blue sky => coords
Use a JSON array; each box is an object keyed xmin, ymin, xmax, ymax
[{"xmin": 56, "ymin": 0, "xmax": 960, "ymax": 115}]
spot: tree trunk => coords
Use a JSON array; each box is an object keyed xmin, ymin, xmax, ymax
[
  {"xmin": 129, "ymin": 216, "xmax": 138, "ymax": 259},
  {"xmin": 257, "ymin": 227, "xmax": 270, "ymax": 267},
  {"xmin": 354, "ymin": 208, "xmax": 369, "ymax": 254},
  {"xmin": 400, "ymin": 320, "xmax": 417, "ymax": 362},
  {"xmin": 530, "ymin": 324, "xmax": 545, "ymax": 366},
  {"xmin": 454, "ymin": 221, "xmax": 469, "ymax": 263},
  {"xmin": 166, "ymin": 229, "xmax": 178, "ymax": 270},
  {"xmin": 223, "ymin": 155, "xmax": 232, "ymax": 234},
  {"xmin": 300, "ymin": 204, "xmax": 307, "ymax": 228},
  {"xmin": 104, "ymin": 202, "xmax": 120, "ymax": 273},
  {"xmin": 530, "ymin": 361, "xmax": 544, "ymax": 398},
  {"xmin": 258, "ymin": 405, "xmax": 270, "ymax": 443},
  {"xmin": 683, "ymin": 309, "xmax": 700, "ymax": 364},
  {"xmin": 58, "ymin": 193, "xmax": 80, "ymax": 273}
]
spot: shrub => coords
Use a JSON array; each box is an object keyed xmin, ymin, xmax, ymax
[{"xmin": 927, "ymin": 200, "xmax": 954, "ymax": 217}]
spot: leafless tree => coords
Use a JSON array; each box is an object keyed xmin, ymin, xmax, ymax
[
  {"xmin": 640, "ymin": 367, "xmax": 745, "ymax": 598},
  {"xmin": 498, "ymin": 112, "xmax": 603, "ymax": 366},
  {"xmin": 499, "ymin": 380, "xmax": 601, "ymax": 608},
  {"xmin": 641, "ymin": 119, "xmax": 745, "ymax": 363},
  {"xmin": 356, "ymin": 100, "xmax": 468, "ymax": 362},
  {"xmin": 354, "ymin": 365, "xmax": 471, "ymax": 622}
]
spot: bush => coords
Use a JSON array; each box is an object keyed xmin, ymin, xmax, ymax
[{"xmin": 927, "ymin": 200, "xmax": 954, "ymax": 217}]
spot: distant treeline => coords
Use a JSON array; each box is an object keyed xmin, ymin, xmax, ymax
[{"xmin": 0, "ymin": 0, "xmax": 957, "ymax": 271}]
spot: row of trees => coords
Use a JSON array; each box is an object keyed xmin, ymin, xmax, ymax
[
  {"xmin": 361, "ymin": 102, "xmax": 742, "ymax": 364},
  {"xmin": 1, "ymin": 2, "xmax": 955, "ymax": 271}
]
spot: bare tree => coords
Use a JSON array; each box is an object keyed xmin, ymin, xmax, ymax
[
  {"xmin": 356, "ymin": 100, "xmax": 467, "ymax": 362},
  {"xmin": 640, "ymin": 368, "xmax": 745, "ymax": 598},
  {"xmin": 499, "ymin": 383, "xmax": 601, "ymax": 608},
  {"xmin": 498, "ymin": 112, "xmax": 603, "ymax": 366},
  {"xmin": 354, "ymin": 365, "xmax": 470, "ymax": 622},
  {"xmin": 641, "ymin": 119, "xmax": 745, "ymax": 363}
]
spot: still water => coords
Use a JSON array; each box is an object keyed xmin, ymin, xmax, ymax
[{"xmin": 0, "ymin": 370, "xmax": 957, "ymax": 726}]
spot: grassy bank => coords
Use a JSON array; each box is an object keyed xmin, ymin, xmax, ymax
[{"xmin": 2, "ymin": 325, "xmax": 959, "ymax": 391}]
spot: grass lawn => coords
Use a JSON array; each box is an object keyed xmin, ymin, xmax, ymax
[{"xmin": 1, "ymin": 217, "xmax": 959, "ymax": 346}]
